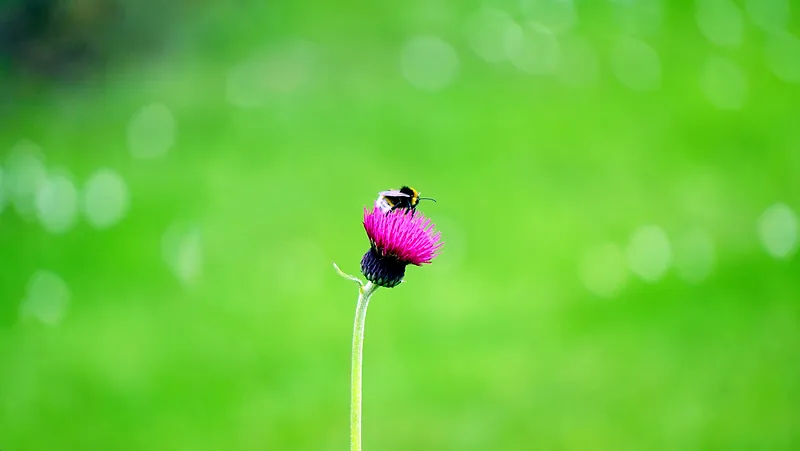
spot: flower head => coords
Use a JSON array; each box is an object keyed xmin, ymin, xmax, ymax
[{"xmin": 360, "ymin": 207, "xmax": 442, "ymax": 287}]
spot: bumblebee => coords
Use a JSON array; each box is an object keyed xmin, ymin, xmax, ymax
[{"xmin": 375, "ymin": 186, "xmax": 436, "ymax": 216}]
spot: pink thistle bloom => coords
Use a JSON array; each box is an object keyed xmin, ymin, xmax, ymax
[{"xmin": 360, "ymin": 206, "xmax": 443, "ymax": 287}]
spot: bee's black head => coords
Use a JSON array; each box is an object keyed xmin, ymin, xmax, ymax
[{"xmin": 399, "ymin": 186, "xmax": 417, "ymax": 197}]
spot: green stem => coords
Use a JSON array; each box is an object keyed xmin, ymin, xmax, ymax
[{"xmin": 351, "ymin": 281, "xmax": 378, "ymax": 451}]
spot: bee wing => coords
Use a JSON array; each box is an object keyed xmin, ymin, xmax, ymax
[{"xmin": 379, "ymin": 190, "xmax": 410, "ymax": 197}]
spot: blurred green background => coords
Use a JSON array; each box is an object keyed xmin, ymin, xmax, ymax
[{"xmin": 1, "ymin": 0, "xmax": 799, "ymax": 449}]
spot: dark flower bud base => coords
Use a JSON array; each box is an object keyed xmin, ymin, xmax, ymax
[{"xmin": 360, "ymin": 247, "xmax": 406, "ymax": 288}]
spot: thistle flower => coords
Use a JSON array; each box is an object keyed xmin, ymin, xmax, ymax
[
  {"xmin": 360, "ymin": 206, "xmax": 443, "ymax": 287},
  {"xmin": 333, "ymin": 201, "xmax": 442, "ymax": 451}
]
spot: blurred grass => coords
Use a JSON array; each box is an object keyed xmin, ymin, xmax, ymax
[{"xmin": 1, "ymin": 0, "xmax": 799, "ymax": 450}]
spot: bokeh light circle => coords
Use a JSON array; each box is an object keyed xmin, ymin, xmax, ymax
[
  {"xmin": 401, "ymin": 36, "xmax": 460, "ymax": 91},
  {"xmin": 627, "ymin": 225, "xmax": 672, "ymax": 282},
  {"xmin": 162, "ymin": 222, "xmax": 203, "ymax": 287},
  {"xmin": 83, "ymin": 168, "xmax": 130, "ymax": 230},
  {"xmin": 465, "ymin": 7, "xmax": 519, "ymax": 63},
  {"xmin": 695, "ymin": 0, "xmax": 744, "ymax": 47},
  {"xmin": 127, "ymin": 103, "xmax": 176, "ymax": 159},
  {"xmin": 226, "ymin": 40, "xmax": 320, "ymax": 107},
  {"xmin": 611, "ymin": 0, "xmax": 663, "ymax": 36},
  {"xmin": 765, "ymin": 32, "xmax": 800, "ymax": 83},
  {"xmin": 5, "ymin": 140, "xmax": 47, "ymax": 218},
  {"xmin": 519, "ymin": 0, "xmax": 577, "ymax": 34},
  {"xmin": 745, "ymin": 0, "xmax": 790, "ymax": 32},
  {"xmin": 757, "ymin": 203, "xmax": 798, "ymax": 259},
  {"xmin": 35, "ymin": 171, "xmax": 80, "ymax": 234},
  {"xmin": 504, "ymin": 22, "xmax": 561, "ymax": 75},
  {"xmin": 0, "ymin": 166, "xmax": 6, "ymax": 214},
  {"xmin": 611, "ymin": 37, "xmax": 662, "ymax": 91},
  {"xmin": 19, "ymin": 270, "xmax": 71, "ymax": 325}
]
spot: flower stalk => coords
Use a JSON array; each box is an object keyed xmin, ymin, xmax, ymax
[
  {"xmin": 350, "ymin": 280, "xmax": 377, "ymax": 451},
  {"xmin": 334, "ymin": 262, "xmax": 378, "ymax": 451}
]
